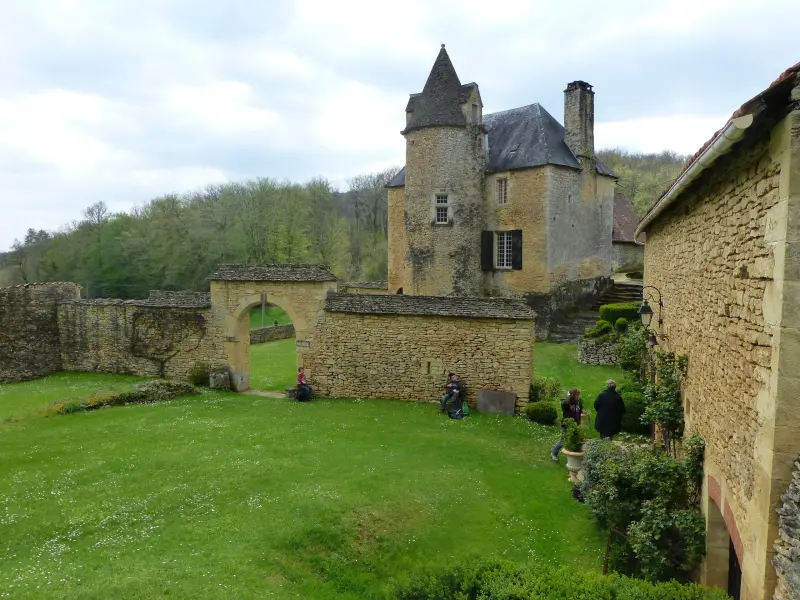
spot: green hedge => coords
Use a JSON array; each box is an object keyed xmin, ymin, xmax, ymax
[
  {"xmin": 395, "ymin": 560, "xmax": 729, "ymax": 600},
  {"xmin": 529, "ymin": 376, "xmax": 562, "ymax": 403},
  {"xmin": 585, "ymin": 319, "xmax": 614, "ymax": 338},
  {"xmin": 526, "ymin": 402, "xmax": 558, "ymax": 426},
  {"xmin": 621, "ymin": 391, "xmax": 650, "ymax": 435},
  {"xmin": 600, "ymin": 301, "xmax": 641, "ymax": 325}
]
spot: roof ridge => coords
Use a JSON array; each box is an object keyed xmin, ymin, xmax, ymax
[{"xmin": 484, "ymin": 102, "xmax": 542, "ymax": 119}]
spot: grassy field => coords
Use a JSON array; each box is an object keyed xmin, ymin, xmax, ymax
[
  {"xmin": 250, "ymin": 338, "xmax": 297, "ymax": 391},
  {"xmin": 0, "ymin": 382, "xmax": 605, "ymax": 599},
  {"xmin": 249, "ymin": 304, "xmax": 291, "ymax": 329}
]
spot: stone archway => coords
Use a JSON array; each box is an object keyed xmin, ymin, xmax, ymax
[
  {"xmin": 703, "ymin": 478, "xmax": 742, "ymax": 599},
  {"xmin": 209, "ymin": 264, "xmax": 338, "ymax": 391}
]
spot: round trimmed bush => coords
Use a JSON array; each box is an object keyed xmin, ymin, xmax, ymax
[
  {"xmin": 585, "ymin": 319, "xmax": 613, "ymax": 339},
  {"xmin": 526, "ymin": 402, "xmax": 558, "ymax": 426},
  {"xmin": 621, "ymin": 391, "xmax": 649, "ymax": 435},
  {"xmin": 615, "ymin": 317, "xmax": 629, "ymax": 332}
]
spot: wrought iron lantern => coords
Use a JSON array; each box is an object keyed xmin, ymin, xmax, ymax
[{"xmin": 638, "ymin": 286, "xmax": 668, "ymax": 347}]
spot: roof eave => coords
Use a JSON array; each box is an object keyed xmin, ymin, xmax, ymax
[{"xmin": 633, "ymin": 112, "xmax": 759, "ymax": 243}]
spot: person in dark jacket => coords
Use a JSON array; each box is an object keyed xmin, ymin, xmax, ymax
[
  {"xmin": 594, "ymin": 379, "xmax": 625, "ymax": 440},
  {"xmin": 551, "ymin": 388, "xmax": 583, "ymax": 461}
]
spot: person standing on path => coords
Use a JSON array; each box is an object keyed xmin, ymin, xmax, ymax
[
  {"xmin": 594, "ymin": 379, "xmax": 625, "ymax": 440},
  {"xmin": 551, "ymin": 388, "xmax": 583, "ymax": 461}
]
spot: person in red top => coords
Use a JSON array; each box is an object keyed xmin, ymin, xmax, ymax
[{"xmin": 296, "ymin": 367, "xmax": 313, "ymax": 401}]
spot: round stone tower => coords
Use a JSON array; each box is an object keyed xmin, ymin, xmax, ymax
[{"xmin": 399, "ymin": 45, "xmax": 486, "ymax": 297}]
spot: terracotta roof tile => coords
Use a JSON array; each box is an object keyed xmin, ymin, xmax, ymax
[{"xmin": 613, "ymin": 194, "xmax": 640, "ymax": 243}]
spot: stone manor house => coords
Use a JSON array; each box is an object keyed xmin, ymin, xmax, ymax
[
  {"xmin": 637, "ymin": 62, "xmax": 800, "ymax": 600},
  {"xmin": 385, "ymin": 45, "xmax": 627, "ymax": 312}
]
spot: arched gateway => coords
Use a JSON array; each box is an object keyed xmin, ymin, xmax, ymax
[{"xmin": 208, "ymin": 264, "xmax": 338, "ymax": 391}]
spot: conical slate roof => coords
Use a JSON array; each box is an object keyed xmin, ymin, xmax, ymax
[{"xmin": 402, "ymin": 45, "xmax": 467, "ymax": 134}]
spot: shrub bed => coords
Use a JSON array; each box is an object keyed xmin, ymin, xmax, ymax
[
  {"xmin": 50, "ymin": 380, "xmax": 198, "ymax": 415},
  {"xmin": 395, "ymin": 559, "xmax": 728, "ymax": 600},
  {"xmin": 621, "ymin": 391, "xmax": 649, "ymax": 435},
  {"xmin": 529, "ymin": 376, "xmax": 562, "ymax": 403}
]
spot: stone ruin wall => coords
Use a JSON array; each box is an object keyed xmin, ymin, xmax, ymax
[
  {"xmin": 58, "ymin": 294, "xmax": 226, "ymax": 380},
  {"xmin": 250, "ymin": 324, "xmax": 295, "ymax": 344},
  {"xmin": 305, "ymin": 293, "xmax": 534, "ymax": 412},
  {"xmin": 643, "ymin": 131, "xmax": 782, "ymax": 592},
  {"xmin": 577, "ymin": 337, "xmax": 617, "ymax": 365},
  {"xmin": 0, "ymin": 283, "xmax": 81, "ymax": 383}
]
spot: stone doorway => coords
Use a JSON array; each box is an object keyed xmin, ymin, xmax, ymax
[
  {"xmin": 209, "ymin": 264, "xmax": 338, "ymax": 392},
  {"xmin": 704, "ymin": 495, "xmax": 740, "ymax": 596}
]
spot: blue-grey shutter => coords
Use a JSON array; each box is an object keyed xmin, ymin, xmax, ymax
[{"xmin": 511, "ymin": 230, "xmax": 523, "ymax": 270}]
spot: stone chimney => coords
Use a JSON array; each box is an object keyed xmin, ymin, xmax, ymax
[{"xmin": 563, "ymin": 81, "xmax": 594, "ymax": 159}]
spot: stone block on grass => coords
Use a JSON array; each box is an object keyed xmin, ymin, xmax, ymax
[{"xmin": 477, "ymin": 390, "xmax": 517, "ymax": 415}]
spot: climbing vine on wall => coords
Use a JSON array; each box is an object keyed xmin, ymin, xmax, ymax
[
  {"xmin": 130, "ymin": 309, "xmax": 206, "ymax": 377},
  {"xmin": 644, "ymin": 352, "xmax": 688, "ymax": 457}
]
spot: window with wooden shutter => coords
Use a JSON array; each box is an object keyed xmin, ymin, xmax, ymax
[
  {"xmin": 511, "ymin": 230, "xmax": 523, "ymax": 270},
  {"xmin": 481, "ymin": 231, "xmax": 494, "ymax": 271}
]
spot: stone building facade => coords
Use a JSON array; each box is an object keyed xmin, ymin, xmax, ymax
[
  {"xmin": 636, "ymin": 64, "xmax": 800, "ymax": 600},
  {"xmin": 386, "ymin": 46, "xmax": 621, "ymax": 312}
]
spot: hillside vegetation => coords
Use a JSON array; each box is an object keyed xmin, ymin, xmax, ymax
[{"xmin": 0, "ymin": 151, "xmax": 687, "ymax": 293}]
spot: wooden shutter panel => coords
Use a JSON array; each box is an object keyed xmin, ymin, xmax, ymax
[
  {"xmin": 511, "ymin": 230, "xmax": 523, "ymax": 270},
  {"xmin": 481, "ymin": 231, "xmax": 494, "ymax": 271}
]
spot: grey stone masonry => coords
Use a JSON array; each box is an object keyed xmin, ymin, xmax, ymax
[
  {"xmin": 325, "ymin": 292, "xmax": 535, "ymax": 320},
  {"xmin": 250, "ymin": 324, "xmax": 296, "ymax": 344},
  {"xmin": 147, "ymin": 290, "xmax": 212, "ymax": 307},
  {"xmin": 208, "ymin": 264, "xmax": 337, "ymax": 282},
  {"xmin": 774, "ymin": 461, "xmax": 800, "ymax": 600},
  {"xmin": 578, "ymin": 337, "xmax": 617, "ymax": 365}
]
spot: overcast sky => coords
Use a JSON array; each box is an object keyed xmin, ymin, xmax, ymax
[{"xmin": 1, "ymin": 0, "xmax": 798, "ymax": 250}]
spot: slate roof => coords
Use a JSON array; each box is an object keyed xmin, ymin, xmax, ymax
[
  {"xmin": 402, "ymin": 46, "xmax": 466, "ymax": 134},
  {"xmin": 612, "ymin": 194, "xmax": 640, "ymax": 244},
  {"xmin": 208, "ymin": 264, "xmax": 337, "ymax": 282},
  {"xmin": 325, "ymin": 292, "xmax": 536, "ymax": 320},
  {"xmin": 386, "ymin": 105, "xmax": 617, "ymax": 188},
  {"xmin": 341, "ymin": 281, "xmax": 389, "ymax": 290}
]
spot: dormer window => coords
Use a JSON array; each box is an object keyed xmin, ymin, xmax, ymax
[{"xmin": 471, "ymin": 103, "xmax": 478, "ymax": 123}]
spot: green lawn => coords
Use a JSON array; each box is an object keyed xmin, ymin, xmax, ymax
[
  {"xmin": 249, "ymin": 304, "xmax": 291, "ymax": 329},
  {"xmin": 0, "ymin": 378, "xmax": 605, "ymax": 599},
  {"xmin": 250, "ymin": 337, "xmax": 297, "ymax": 391}
]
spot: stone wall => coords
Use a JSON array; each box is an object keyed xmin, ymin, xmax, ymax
[
  {"xmin": 612, "ymin": 242, "xmax": 644, "ymax": 272},
  {"xmin": 547, "ymin": 163, "xmax": 615, "ymax": 285},
  {"xmin": 773, "ymin": 460, "xmax": 800, "ymax": 600},
  {"xmin": 339, "ymin": 281, "xmax": 389, "ymax": 295},
  {"xmin": 387, "ymin": 187, "xmax": 407, "ymax": 294},
  {"xmin": 0, "ymin": 283, "xmax": 80, "ymax": 382},
  {"xmin": 58, "ymin": 299, "xmax": 225, "ymax": 379},
  {"xmin": 250, "ymin": 324, "xmax": 295, "ymax": 344},
  {"xmin": 643, "ymin": 112, "xmax": 797, "ymax": 599},
  {"xmin": 524, "ymin": 276, "xmax": 611, "ymax": 340},
  {"xmin": 578, "ymin": 337, "xmax": 617, "ymax": 365},
  {"xmin": 304, "ymin": 293, "xmax": 535, "ymax": 412}
]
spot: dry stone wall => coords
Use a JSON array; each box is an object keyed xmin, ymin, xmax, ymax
[
  {"xmin": 0, "ymin": 283, "xmax": 80, "ymax": 382},
  {"xmin": 774, "ymin": 460, "xmax": 800, "ymax": 600},
  {"xmin": 58, "ymin": 299, "xmax": 225, "ymax": 379},
  {"xmin": 250, "ymin": 324, "xmax": 295, "ymax": 344},
  {"xmin": 578, "ymin": 337, "xmax": 617, "ymax": 365},
  {"xmin": 304, "ymin": 293, "xmax": 534, "ymax": 412}
]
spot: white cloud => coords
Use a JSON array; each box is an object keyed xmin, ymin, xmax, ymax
[{"xmin": 596, "ymin": 115, "xmax": 729, "ymax": 155}]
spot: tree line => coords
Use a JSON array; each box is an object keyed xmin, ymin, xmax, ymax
[
  {"xmin": 0, "ymin": 150, "xmax": 688, "ymax": 296},
  {"xmin": 0, "ymin": 169, "xmax": 399, "ymax": 298}
]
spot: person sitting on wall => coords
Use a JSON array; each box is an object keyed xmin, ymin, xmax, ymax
[
  {"xmin": 439, "ymin": 373, "xmax": 462, "ymax": 413},
  {"xmin": 296, "ymin": 367, "xmax": 313, "ymax": 402}
]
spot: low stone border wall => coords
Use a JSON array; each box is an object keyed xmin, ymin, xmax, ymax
[
  {"xmin": 578, "ymin": 337, "xmax": 617, "ymax": 365},
  {"xmin": 250, "ymin": 324, "xmax": 295, "ymax": 344}
]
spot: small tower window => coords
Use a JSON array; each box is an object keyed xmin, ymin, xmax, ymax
[
  {"xmin": 497, "ymin": 178, "xmax": 508, "ymax": 205},
  {"xmin": 471, "ymin": 103, "xmax": 478, "ymax": 122},
  {"xmin": 435, "ymin": 194, "xmax": 449, "ymax": 224}
]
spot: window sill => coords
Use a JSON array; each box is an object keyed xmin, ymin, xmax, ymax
[
  {"xmin": 432, "ymin": 221, "xmax": 452, "ymax": 226},
  {"xmin": 493, "ymin": 266, "xmax": 513, "ymax": 271}
]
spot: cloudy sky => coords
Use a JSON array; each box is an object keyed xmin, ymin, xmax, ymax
[{"xmin": 0, "ymin": 0, "xmax": 798, "ymax": 250}]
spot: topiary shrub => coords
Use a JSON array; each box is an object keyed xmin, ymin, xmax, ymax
[
  {"xmin": 526, "ymin": 402, "xmax": 558, "ymax": 426},
  {"xmin": 621, "ymin": 391, "xmax": 649, "ymax": 435},
  {"xmin": 529, "ymin": 376, "xmax": 562, "ymax": 403},
  {"xmin": 600, "ymin": 301, "xmax": 641, "ymax": 324},
  {"xmin": 615, "ymin": 317, "xmax": 629, "ymax": 332},
  {"xmin": 585, "ymin": 319, "xmax": 614, "ymax": 339},
  {"xmin": 189, "ymin": 361, "xmax": 211, "ymax": 386},
  {"xmin": 563, "ymin": 418, "xmax": 586, "ymax": 452},
  {"xmin": 616, "ymin": 379, "xmax": 644, "ymax": 395}
]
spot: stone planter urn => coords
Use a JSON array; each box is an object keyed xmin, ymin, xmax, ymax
[{"xmin": 562, "ymin": 449, "xmax": 585, "ymax": 483}]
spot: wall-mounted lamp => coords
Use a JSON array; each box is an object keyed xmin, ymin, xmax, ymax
[{"xmin": 637, "ymin": 286, "xmax": 668, "ymax": 348}]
